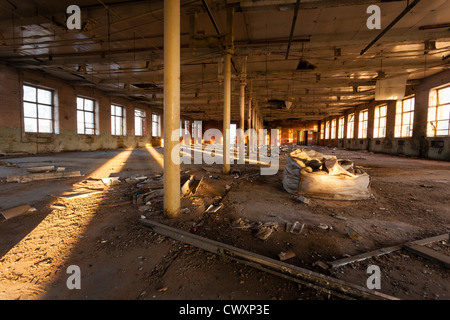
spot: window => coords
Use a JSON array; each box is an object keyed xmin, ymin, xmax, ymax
[
  {"xmin": 358, "ymin": 109, "xmax": 368, "ymax": 139},
  {"xmin": 77, "ymin": 97, "xmax": 96, "ymax": 135},
  {"xmin": 325, "ymin": 121, "xmax": 330, "ymax": 139},
  {"xmin": 427, "ymin": 86, "xmax": 450, "ymax": 137},
  {"xmin": 23, "ymin": 85, "xmax": 54, "ymax": 133},
  {"xmin": 288, "ymin": 129, "xmax": 294, "ymax": 143},
  {"xmin": 184, "ymin": 120, "xmax": 190, "ymax": 136},
  {"xmin": 320, "ymin": 122, "xmax": 325, "ymax": 140},
  {"xmin": 374, "ymin": 105, "xmax": 387, "ymax": 138},
  {"xmin": 395, "ymin": 96, "xmax": 415, "ymax": 138},
  {"xmin": 152, "ymin": 113, "xmax": 161, "ymax": 137},
  {"xmin": 135, "ymin": 109, "xmax": 146, "ymax": 136},
  {"xmin": 331, "ymin": 119, "xmax": 336, "ymax": 139},
  {"xmin": 347, "ymin": 113, "xmax": 355, "ymax": 139},
  {"xmin": 338, "ymin": 116, "xmax": 345, "ymax": 139},
  {"xmin": 111, "ymin": 104, "xmax": 126, "ymax": 136}
]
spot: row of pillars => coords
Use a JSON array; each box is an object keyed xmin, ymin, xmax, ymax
[{"xmin": 163, "ymin": 2, "xmax": 263, "ymax": 218}]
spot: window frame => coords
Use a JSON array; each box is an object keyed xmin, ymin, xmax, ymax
[
  {"xmin": 338, "ymin": 116, "xmax": 345, "ymax": 139},
  {"xmin": 427, "ymin": 85, "xmax": 450, "ymax": 137},
  {"xmin": 331, "ymin": 119, "xmax": 337, "ymax": 139},
  {"xmin": 23, "ymin": 84, "xmax": 55, "ymax": 134},
  {"xmin": 373, "ymin": 104, "xmax": 387, "ymax": 139},
  {"xmin": 77, "ymin": 96, "xmax": 96, "ymax": 135},
  {"xmin": 394, "ymin": 96, "xmax": 415, "ymax": 138},
  {"xmin": 152, "ymin": 113, "xmax": 161, "ymax": 138},
  {"xmin": 134, "ymin": 108, "xmax": 147, "ymax": 137},
  {"xmin": 111, "ymin": 104, "xmax": 126, "ymax": 136},
  {"xmin": 358, "ymin": 109, "xmax": 369, "ymax": 139},
  {"xmin": 347, "ymin": 113, "xmax": 355, "ymax": 139}
]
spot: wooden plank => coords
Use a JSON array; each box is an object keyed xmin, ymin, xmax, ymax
[
  {"xmin": 403, "ymin": 243, "xmax": 450, "ymax": 269},
  {"xmin": 328, "ymin": 233, "xmax": 449, "ymax": 268},
  {"xmin": 139, "ymin": 219, "xmax": 398, "ymax": 300},
  {"xmin": 7, "ymin": 171, "xmax": 82, "ymax": 183},
  {"xmin": 1, "ymin": 205, "xmax": 32, "ymax": 220}
]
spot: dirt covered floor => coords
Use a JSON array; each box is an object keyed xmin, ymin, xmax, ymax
[{"xmin": 0, "ymin": 146, "xmax": 449, "ymax": 300}]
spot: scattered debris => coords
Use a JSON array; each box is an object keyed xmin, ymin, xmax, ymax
[
  {"xmin": 7, "ymin": 171, "xmax": 82, "ymax": 183},
  {"xmin": 331, "ymin": 214, "xmax": 347, "ymax": 221},
  {"xmin": 254, "ymin": 222, "xmax": 279, "ymax": 241},
  {"xmin": 55, "ymin": 188, "xmax": 103, "ymax": 200},
  {"xmin": 205, "ymin": 203, "xmax": 223, "ymax": 213},
  {"xmin": 318, "ymin": 223, "xmax": 329, "ymax": 230},
  {"xmin": 286, "ymin": 221, "xmax": 304, "ymax": 235},
  {"xmin": 278, "ymin": 250, "xmax": 296, "ymax": 261},
  {"xmin": 181, "ymin": 175, "xmax": 200, "ymax": 196},
  {"xmin": 346, "ymin": 225, "xmax": 363, "ymax": 240},
  {"xmin": 51, "ymin": 203, "xmax": 66, "ymax": 210},
  {"xmin": 313, "ymin": 260, "xmax": 330, "ymax": 270},
  {"xmin": 1, "ymin": 205, "xmax": 35, "ymax": 220},
  {"xmin": 231, "ymin": 218, "xmax": 252, "ymax": 230},
  {"xmin": 26, "ymin": 166, "xmax": 55, "ymax": 173},
  {"xmin": 101, "ymin": 177, "xmax": 120, "ymax": 185},
  {"xmin": 99, "ymin": 201, "xmax": 132, "ymax": 208},
  {"xmin": 298, "ymin": 195, "xmax": 310, "ymax": 204}
]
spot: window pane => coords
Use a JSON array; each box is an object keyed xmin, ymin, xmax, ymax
[
  {"xmin": 85, "ymin": 128, "xmax": 95, "ymax": 135},
  {"xmin": 38, "ymin": 119, "xmax": 53, "ymax": 133},
  {"xmin": 437, "ymin": 105, "xmax": 450, "ymax": 121},
  {"xmin": 23, "ymin": 86, "xmax": 36, "ymax": 102},
  {"xmin": 116, "ymin": 106, "xmax": 122, "ymax": 116},
  {"xmin": 437, "ymin": 120, "xmax": 449, "ymax": 131},
  {"xmin": 428, "ymin": 107, "xmax": 436, "ymax": 122},
  {"xmin": 84, "ymin": 99, "xmax": 94, "ymax": 112},
  {"xmin": 438, "ymin": 87, "xmax": 450, "ymax": 105},
  {"xmin": 77, "ymin": 98, "xmax": 84, "ymax": 110},
  {"xmin": 38, "ymin": 105, "xmax": 52, "ymax": 120},
  {"xmin": 24, "ymin": 102, "xmax": 37, "ymax": 118},
  {"xmin": 380, "ymin": 106, "xmax": 387, "ymax": 117},
  {"xmin": 38, "ymin": 89, "xmax": 52, "ymax": 105},
  {"xmin": 111, "ymin": 105, "xmax": 116, "ymax": 116},
  {"xmin": 115, "ymin": 118, "xmax": 122, "ymax": 135},
  {"xmin": 24, "ymin": 118, "xmax": 37, "ymax": 132},
  {"xmin": 85, "ymin": 112, "xmax": 94, "ymax": 126}
]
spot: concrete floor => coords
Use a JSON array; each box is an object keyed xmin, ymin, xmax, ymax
[{"xmin": 0, "ymin": 146, "xmax": 449, "ymax": 300}]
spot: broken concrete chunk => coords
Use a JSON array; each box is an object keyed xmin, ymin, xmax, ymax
[
  {"xmin": 314, "ymin": 260, "xmax": 330, "ymax": 270},
  {"xmin": 298, "ymin": 195, "xmax": 310, "ymax": 204},
  {"xmin": 278, "ymin": 250, "xmax": 296, "ymax": 261}
]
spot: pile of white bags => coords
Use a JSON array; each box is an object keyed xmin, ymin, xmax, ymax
[{"xmin": 282, "ymin": 148, "xmax": 371, "ymax": 200}]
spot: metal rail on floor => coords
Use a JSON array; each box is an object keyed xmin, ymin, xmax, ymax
[{"xmin": 139, "ymin": 219, "xmax": 399, "ymax": 300}]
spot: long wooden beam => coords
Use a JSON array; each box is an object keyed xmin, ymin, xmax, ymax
[{"xmin": 139, "ymin": 219, "xmax": 398, "ymax": 300}]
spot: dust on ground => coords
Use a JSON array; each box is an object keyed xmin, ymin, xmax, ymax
[{"xmin": 0, "ymin": 146, "xmax": 449, "ymax": 300}]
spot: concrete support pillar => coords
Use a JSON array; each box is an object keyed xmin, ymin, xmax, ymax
[
  {"xmin": 163, "ymin": 0, "xmax": 180, "ymax": 218},
  {"xmin": 239, "ymin": 81, "xmax": 246, "ymax": 163},
  {"xmin": 223, "ymin": 7, "xmax": 234, "ymax": 175}
]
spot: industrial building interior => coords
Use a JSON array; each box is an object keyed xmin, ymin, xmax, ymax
[{"xmin": 0, "ymin": 0, "xmax": 449, "ymax": 302}]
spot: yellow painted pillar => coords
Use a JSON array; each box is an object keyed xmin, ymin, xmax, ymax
[
  {"xmin": 223, "ymin": 7, "xmax": 234, "ymax": 174},
  {"xmin": 163, "ymin": 0, "xmax": 180, "ymax": 218}
]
